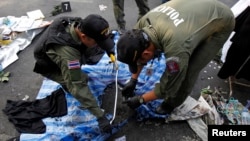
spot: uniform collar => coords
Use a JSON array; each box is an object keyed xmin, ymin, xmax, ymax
[
  {"xmin": 69, "ymin": 22, "xmax": 81, "ymax": 44},
  {"xmin": 143, "ymin": 26, "xmax": 161, "ymax": 51}
]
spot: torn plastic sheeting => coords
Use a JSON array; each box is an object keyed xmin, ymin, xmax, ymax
[{"xmin": 0, "ymin": 28, "xmax": 44, "ymax": 70}]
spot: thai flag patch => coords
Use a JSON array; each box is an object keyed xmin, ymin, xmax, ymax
[{"xmin": 68, "ymin": 60, "xmax": 81, "ymax": 69}]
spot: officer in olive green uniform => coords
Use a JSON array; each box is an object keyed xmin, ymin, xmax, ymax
[
  {"xmin": 112, "ymin": 0, "xmax": 150, "ymax": 33},
  {"xmin": 117, "ymin": 0, "xmax": 235, "ymax": 114},
  {"xmin": 33, "ymin": 14, "xmax": 114, "ymax": 132}
]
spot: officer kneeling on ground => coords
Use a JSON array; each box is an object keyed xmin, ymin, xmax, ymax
[
  {"xmin": 33, "ymin": 14, "xmax": 115, "ymax": 133},
  {"xmin": 117, "ymin": 0, "xmax": 235, "ymax": 115}
]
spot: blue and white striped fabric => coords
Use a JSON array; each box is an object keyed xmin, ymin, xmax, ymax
[{"xmin": 20, "ymin": 31, "xmax": 168, "ymax": 141}]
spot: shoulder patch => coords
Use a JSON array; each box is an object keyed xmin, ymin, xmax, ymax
[
  {"xmin": 166, "ymin": 57, "xmax": 180, "ymax": 74},
  {"xmin": 68, "ymin": 60, "xmax": 81, "ymax": 69}
]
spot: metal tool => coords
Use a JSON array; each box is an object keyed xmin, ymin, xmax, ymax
[{"xmin": 109, "ymin": 54, "xmax": 119, "ymax": 124}]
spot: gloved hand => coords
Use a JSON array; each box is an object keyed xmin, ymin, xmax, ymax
[
  {"xmin": 97, "ymin": 115, "xmax": 112, "ymax": 133},
  {"xmin": 106, "ymin": 48, "xmax": 115, "ymax": 57},
  {"xmin": 122, "ymin": 95, "xmax": 144, "ymax": 109},
  {"xmin": 155, "ymin": 101, "xmax": 175, "ymax": 115},
  {"xmin": 122, "ymin": 78, "xmax": 137, "ymax": 98},
  {"xmin": 105, "ymin": 32, "xmax": 116, "ymax": 57}
]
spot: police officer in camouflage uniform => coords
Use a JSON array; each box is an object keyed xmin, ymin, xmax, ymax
[
  {"xmin": 33, "ymin": 14, "xmax": 114, "ymax": 133},
  {"xmin": 112, "ymin": 0, "xmax": 150, "ymax": 34},
  {"xmin": 117, "ymin": 0, "xmax": 235, "ymax": 114}
]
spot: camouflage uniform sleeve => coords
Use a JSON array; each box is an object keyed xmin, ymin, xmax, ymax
[
  {"xmin": 154, "ymin": 53, "xmax": 189, "ymax": 100},
  {"xmin": 47, "ymin": 45, "xmax": 104, "ymax": 118}
]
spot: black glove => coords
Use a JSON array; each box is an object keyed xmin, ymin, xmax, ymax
[
  {"xmin": 122, "ymin": 95, "xmax": 144, "ymax": 109},
  {"xmin": 155, "ymin": 101, "xmax": 175, "ymax": 115},
  {"xmin": 97, "ymin": 115, "xmax": 112, "ymax": 133},
  {"xmin": 104, "ymin": 32, "xmax": 116, "ymax": 57},
  {"xmin": 122, "ymin": 78, "xmax": 137, "ymax": 98},
  {"xmin": 106, "ymin": 48, "xmax": 115, "ymax": 57}
]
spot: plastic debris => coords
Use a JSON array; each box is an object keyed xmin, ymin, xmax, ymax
[{"xmin": 22, "ymin": 95, "xmax": 29, "ymax": 101}]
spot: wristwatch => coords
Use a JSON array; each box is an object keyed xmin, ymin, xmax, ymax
[{"xmin": 139, "ymin": 96, "xmax": 144, "ymax": 104}]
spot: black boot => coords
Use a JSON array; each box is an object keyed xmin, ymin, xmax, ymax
[{"xmin": 155, "ymin": 101, "xmax": 174, "ymax": 115}]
